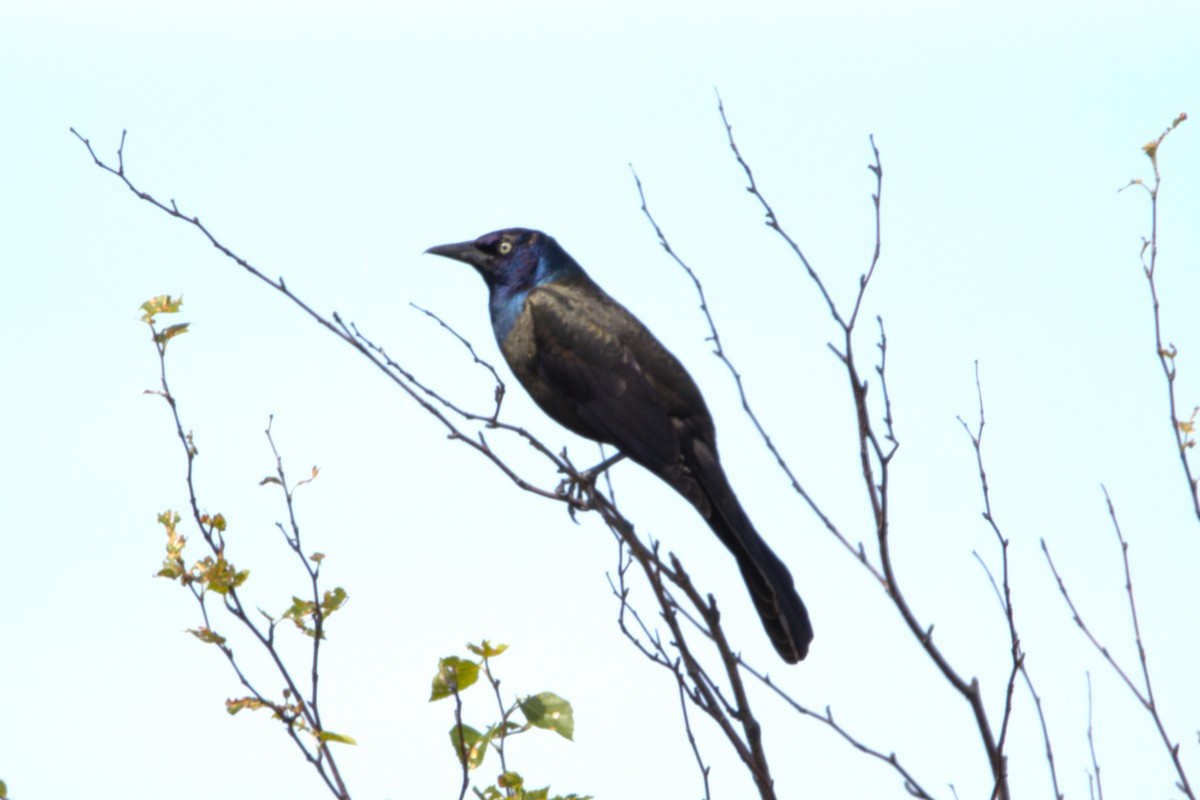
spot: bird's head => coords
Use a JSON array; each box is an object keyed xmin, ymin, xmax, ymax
[{"xmin": 425, "ymin": 228, "xmax": 580, "ymax": 291}]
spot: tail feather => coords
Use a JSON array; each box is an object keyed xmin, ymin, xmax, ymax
[
  {"xmin": 734, "ymin": 543, "xmax": 812, "ymax": 663},
  {"xmin": 687, "ymin": 440, "xmax": 813, "ymax": 663}
]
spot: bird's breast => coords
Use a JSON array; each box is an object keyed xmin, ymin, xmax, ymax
[
  {"xmin": 498, "ymin": 298, "xmax": 538, "ymax": 377},
  {"xmin": 497, "ymin": 285, "xmax": 613, "ymax": 443}
]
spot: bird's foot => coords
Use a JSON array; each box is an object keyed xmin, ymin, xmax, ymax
[
  {"xmin": 556, "ymin": 463, "xmax": 598, "ymax": 522},
  {"xmin": 556, "ymin": 451, "xmax": 626, "ymax": 521},
  {"xmin": 558, "ymin": 475, "xmax": 594, "ymax": 523}
]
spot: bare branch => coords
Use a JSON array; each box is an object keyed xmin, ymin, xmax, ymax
[
  {"xmin": 630, "ymin": 164, "xmax": 885, "ymax": 586},
  {"xmin": 706, "ymin": 99, "xmax": 1010, "ymax": 799},
  {"xmin": 714, "ymin": 92, "xmax": 846, "ymax": 328},
  {"xmin": 957, "ymin": 364, "xmax": 1021, "ymax": 796},
  {"xmin": 1121, "ymin": 114, "xmax": 1199, "ymax": 524},
  {"xmin": 1086, "ymin": 672, "xmax": 1104, "ymax": 800},
  {"xmin": 144, "ymin": 317, "xmax": 350, "ymax": 799},
  {"xmin": 1042, "ymin": 490, "xmax": 1195, "ymax": 799},
  {"xmin": 739, "ymin": 659, "xmax": 941, "ymax": 800},
  {"xmin": 409, "ymin": 302, "xmax": 507, "ymax": 417}
]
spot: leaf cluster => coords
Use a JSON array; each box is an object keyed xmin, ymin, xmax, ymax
[{"xmin": 430, "ymin": 641, "xmax": 589, "ymax": 800}]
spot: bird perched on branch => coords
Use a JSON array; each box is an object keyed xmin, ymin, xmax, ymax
[{"xmin": 426, "ymin": 228, "xmax": 813, "ymax": 663}]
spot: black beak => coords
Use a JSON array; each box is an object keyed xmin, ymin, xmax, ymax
[{"xmin": 425, "ymin": 240, "xmax": 493, "ymax": 271}]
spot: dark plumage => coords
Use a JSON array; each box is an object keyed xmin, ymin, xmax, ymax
[{"xmin": 426, "ymin": 228, "xmax": 813, "ymax": 663}]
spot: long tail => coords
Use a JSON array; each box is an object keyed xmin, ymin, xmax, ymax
[{"xmin": 688, "ymin": 439, "xmax": 813, "ymax": 664}]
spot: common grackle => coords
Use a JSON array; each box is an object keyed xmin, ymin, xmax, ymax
[{"xmin": 426, "ymin": 228, "xmax": 813, "ymax": 663}]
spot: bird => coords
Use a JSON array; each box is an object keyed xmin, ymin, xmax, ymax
[{"xmin": 426, "ymin": 228, "xmax": 813, "ymax": 663}]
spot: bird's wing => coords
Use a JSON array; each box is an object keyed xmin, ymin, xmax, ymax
[{"xmin": 522, "ymin": 284, "xmax": 684, "ymax": 473}]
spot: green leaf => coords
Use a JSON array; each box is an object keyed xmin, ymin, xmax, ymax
[
  {"xmin": 156, "ymin": 563, "xmax": 184, "ymax": 580},
  {"xmin": 284, "ymin": 597, "xmax": 316, "ymax": 620},
  {"xmin": 225, "ymin": 696, "xmax": 267, "ymax": 715},
  {"xmin": 317, "ymin": 730, "xmax": 358, "ymax": 745},
  {"xmin": 140, "ymin": 295, "xmax": 183, "ymax": 322},
  {"xmin": 0, "ymin": 778, "xmax": 8, "ymax": 798},
  {"xmin": 430, "ymin": 656, "xmax": 480, "ymax": 701},
  {"xmin": 188, "ymin": 627, "xmax": 227, "ymax": 645},
  {"xmin": 448, "ymin": 723, "xmax": 487, "ymax": 770},
  {"xmin": 153, "ymin": 323, "xmax": 190, "ymax": 345},
  {"xmin": 320, "ymin": 586, "xmax": 348, "ymax": 613},
  {"xmin": 519, "ymin": 692, "xmax": 575, "ymax": 741},
  {"xmin": 155, "ymin": 510, "xmax": 188, "ymax": 580},
  {"xmin": 202, "ymin": 556, "xmax": 248, "ymax": 595},
  {"xmin": 467, "ymin": 640, "xmax": 509, "ymax": 658},
  {"xmin": 199, "ymin": 512, "xmax": 226, "ymax": 532}
]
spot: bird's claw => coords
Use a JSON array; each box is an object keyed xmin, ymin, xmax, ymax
[
  {"xmin": 556, "ymin": 449, "xmax": 627, "ymax": 522},
  {"xmin": 557, "ymin": 468, "xmax": 599, "ymax": 522}
]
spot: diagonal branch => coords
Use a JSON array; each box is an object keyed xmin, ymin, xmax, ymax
[
  {"xmin": 78, "ymin": 126, "xmax": 786, "ymax": 800},
  {"xmin": 705, "ymin": 98, "xmax": 1011, "ymax": 800},
  {"xmin": 630, "ymin": 165, "xmax": 885, "ymax": 585},
  {"xmin": 958, "ymin": 364, "xmax": 1023, "ymax": 797},
  {"xmin": 146, "ymin": 319, "xmax": 351, "ymax": 799},
  {"xmin": 1042, "ymin": 489, "xmax": 1194, "ymax": 800}
]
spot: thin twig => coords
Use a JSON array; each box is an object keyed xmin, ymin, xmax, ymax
[
  {"xmin": 1119, "ymin": 113, "xmax": 1198, "ymax": 524},
  {"xmin": 452, "ymin": 683, "xmax": 470, "ymax": 800},
  {"xmin": 630, "ymin": 165, "xmax": 884, "ymax": 585},
  {"xmin": 409, "ymin": 302, "xmax": 507, "ymax": 417},
  {"xmin": 1042, "ymin": 490, "xmax": 1194, "ymax": 799},
  {"xmin": 1086, "ymin": 672, "xmax": 1103, "ymax": 800},
  {"xmin": 146, "ymin": 319, "xmax": 349, "ymax": 798},
  {"xmin": 957, "ymin": 364, "xmax": 1020, "ymax": 797},
  {"xmin": 707, "ymin": 99, "xmax": 1009, "ymax": 799},
  {"xmin": 481, "ymin": 653, "xmax": 513, "ymax": 776},
  {"xmin": 674, "ymin": 666, "xmax": 713, "ymax": 800},
  {"xmin": 739, "ymin": 659, "xmax": 940, "ymax": 800}
]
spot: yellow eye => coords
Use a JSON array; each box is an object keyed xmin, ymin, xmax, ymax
[{"xmin": 498, "ymin": 241, "xmax": 513, "ymax": 255}]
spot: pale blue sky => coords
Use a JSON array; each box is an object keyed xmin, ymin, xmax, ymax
[{"xmin": 2, "ymin": 1, "xmax": 1199, "ymax": 798}]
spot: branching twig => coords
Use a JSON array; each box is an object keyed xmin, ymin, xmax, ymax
[
  {"xmin": 1023, "ymin": 664, "xmax": 1064, "ymax": 800},
  {"xmin": 957, "ymin": 364, "xmax": 1022, "ymax": 797},
  {"xmin": 630, "ymin": 166, "xmax": 885, "ymax": 585},
  {"xmin": 739, "ymin": 659, "xmax": 941, "ymax": 800},
  {"xmin": 594, "ymin": 490, "xmax": 777, "ymax": 798},
  {"xmin": 715, "ymin": 93, "xmax": 847, "ymax": 329},
  {"xmin": 409, "ymin": 302, "xmax": 507, "ymax": 418},
  {"xmin": 145, "ymin": 319, "xmax": 350, "ymax": 799},
  {"xmin": 74, "ymin": 127, "xmax": 579, "ymax": 513},
  {"xmin": 1042, "ymin": 490, "xmax": 1194, "ymax": 799},
  {"xmin": 704, "ymin": 99, "xmax": 1011, "ymax": 799},
  {"xmin": 480, "ymin": 654, "xmax": 514, "ymax": 776},
  {"xmin": 1119, "ymin": 113, "xmax": 1198, "ymax": 524},
  {"xmin": 674, "ymin": 659, "xmax": 713, "ymax": 800}
]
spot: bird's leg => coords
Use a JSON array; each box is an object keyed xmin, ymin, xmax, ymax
[
  {"xmin": 556, "ymin": 450, "xmax": 628, "ymax": 520},
  {"xmin": 583, "ymin": 451, "xmax": 627, "ymax": 478}
]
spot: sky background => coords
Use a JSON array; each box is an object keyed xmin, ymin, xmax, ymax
[{"xmin": 3, "ymin": 1, "xmax": 1199, "ymax": 798}]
